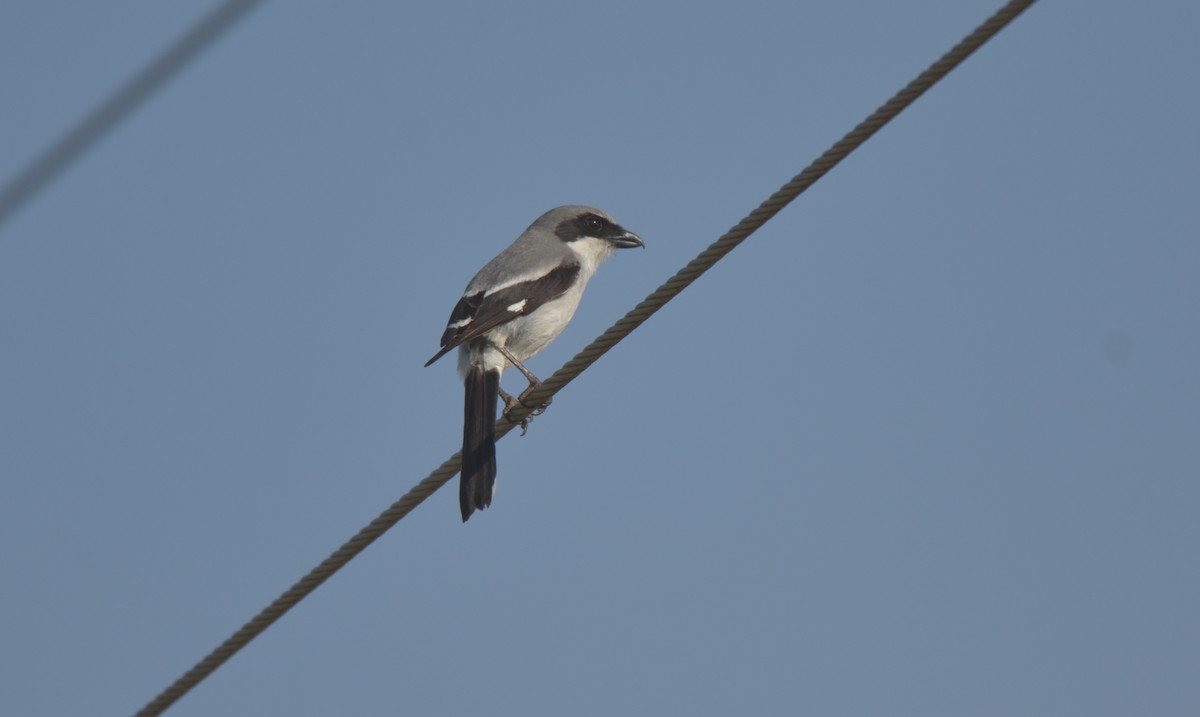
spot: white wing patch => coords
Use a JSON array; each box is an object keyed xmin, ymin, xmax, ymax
[
  {"xmin": 448, "ymin": 316, "xmax": 473, "ymax": 329},
  {"xmin": 482, "ymin": 271, "xmax": 546, "ymax": 297},
  {"xmin": 506, "ymin": 299, "xmax": 527, "ymax": 313}
]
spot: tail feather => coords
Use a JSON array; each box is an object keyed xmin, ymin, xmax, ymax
[{"xmin": 461, "ymin": 366, "xmax": 499, "ymax": 521}]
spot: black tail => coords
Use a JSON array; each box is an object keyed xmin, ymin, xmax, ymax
[{"xmin": 461, "ymin": 366, "xmax": 499, "ymax": 522}]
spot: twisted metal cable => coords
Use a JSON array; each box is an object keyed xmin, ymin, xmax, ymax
[
  {"xmin": 134, "ymin": 1, "xmax": 1037, "ymax": 714},
  {"xmin": 515, "ymin": 0, "xmax": 1038, "ymax": 414}
]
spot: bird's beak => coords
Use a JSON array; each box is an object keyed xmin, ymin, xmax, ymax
[{"xmin": 609, "ymin": 230, "xmax": 644, "ymax": 249}]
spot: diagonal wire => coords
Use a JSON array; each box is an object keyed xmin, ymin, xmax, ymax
[
  {"xmin": 0, "ymin": 0, "xmax": 266, "ymax": 231},
  {"xmin": 132, "ymin": 1, "xmax": 1038, "ymax": 714},
  {"xmin": 511, "ymin": 0, "xmax": 1042, "ymax": 421}
]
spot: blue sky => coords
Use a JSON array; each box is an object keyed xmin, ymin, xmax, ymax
[{"xmin": 2, "ymin": 1, "xmax": 1198, "ymax": 715}]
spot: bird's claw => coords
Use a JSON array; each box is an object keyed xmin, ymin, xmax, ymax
[
  {"xmin": 502, "ymin": 402, "xmax": 535, "ymax": 436},
  {"xmin": 500, "ymin": 390, "xmax": 551, "ymax": 436}
]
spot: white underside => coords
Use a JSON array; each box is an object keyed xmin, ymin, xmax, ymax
[{"xmin": 457, "ymin": 236, "xmax": 614, "ymax": 380}]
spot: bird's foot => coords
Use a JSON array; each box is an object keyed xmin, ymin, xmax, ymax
[
  {"xmin": 498, "ymin": 388, "xmax": 533, "ymax": 435},
  {"xmin": 499, "ymin": 385, "xmax": 552, "ymax": 436},
  {"xmin": 518, "ymin": 383, "xmax": 551, "ymax": 416}
]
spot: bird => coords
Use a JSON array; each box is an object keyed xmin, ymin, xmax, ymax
[{"xmin": 426, "ymin": 205, "xmax": 644, "ymax": 521}]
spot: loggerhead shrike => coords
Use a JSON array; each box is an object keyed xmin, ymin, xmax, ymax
[{"xmin": 426, "ymin": 205, "xmax": 643, "ymax": 521}]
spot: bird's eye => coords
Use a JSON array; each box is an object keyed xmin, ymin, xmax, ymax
[{"xmin": 585, "ymin": 215, "xmax": 603, "ymax": 232}]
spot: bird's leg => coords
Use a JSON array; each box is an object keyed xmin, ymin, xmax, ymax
[
  {"xmin": 494, "ymin": 343, "xmax": 541, "ymax": 387},
  {"xmin": 493, "ymin": 344, "xmax": 552, "ymax": 425},
  {"xmin": 497, "ymin": 386, "xmax": 519, "ymax": 413},
  {"xmin": 496, "ymin": 386, "xmax": 532, "ymax": 435}
]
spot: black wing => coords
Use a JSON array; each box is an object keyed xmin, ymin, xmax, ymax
[{"xmin": 424, "ymin": 261, "xmax": 580, "ymax": 367}]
